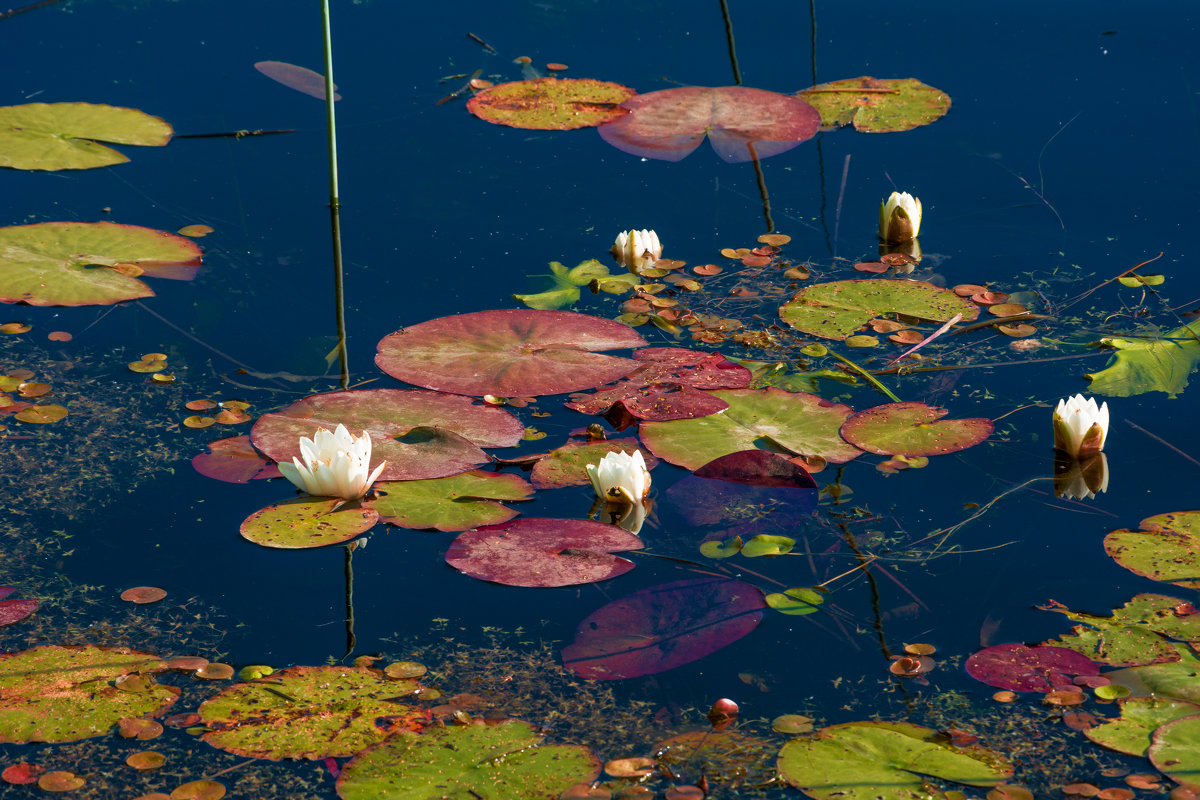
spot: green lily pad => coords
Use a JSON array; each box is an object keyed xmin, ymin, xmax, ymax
[
  {"xmin": 0, "ymin": 646, "xmax": 178, "ymax": 744},
  {"xmin": 777, "ymin": 721, "xmax": 1012, "ymax": 800},
  {"xmin": 375, "ymin": 309, "xmax": 648, "ymax": 397},
  {"xmin": 529, "ymin": 438, "xmax": 655, "ymax": 490},
  {"xmin": 1085, "ymin": 696, "xmax": 1200, "ymax": 756},
  {"xmin": 1105, "ymin": 511, "xmax": 1200, "ymax": 589},
  {"xmin": 240, "ymin": 497, "xmax": 379, "ymax": 549},
  {"xmin": 1086, "ymin": 321, "xmax": 1200, "ymax": 398},
  {"xmin": 1041, "ymin": 594, "xmax": 1200, "ymax": 667},
  {"xmin": 700, "ymin": 536, "xmax": 743, "ymax": 559},
  {"xmin": 1106, "ymin": 644, "xmax": 1200, "ymax": 703},
  {"xmin": 337, "ymin": 719, "xmax": 601, "ymax": 799},
  {"xmin": 740, "ymin": 534, "xmax": 795, "ymax": 557},
  {"xmin": 0, "ymin": 102, "xmax": 171, "ymax": 171},
  {"xmin": 514, "ymin": 260, "xmax": 640, "ymax": 310},
  {"xmin": 839, "ymin": 402, "xmax": 993, "ymax": 457},
  {"xmin": 366, "ymin": 471, "xmax": 534, "ymax": 531},
  {"xmin": 199, "ymin": 666, "xmax": 429, "ymax": 760},
  {"xmin": 1149, "ymin": 714, "xmax": 1200, "ymax": 787},
  {"xmin": 466, "ymin": 78, "xmax": 635, "ymax": 130},
  {"xmin": 639, "ymin": 388, "xmax": 862, "ymax": 470},
  {"xmin": 0, "ymin": 221, "xmax": 202, "ymax": 306},
  {"xmin": 765, "ymin": 587, "xmax": 825, "ymax": 616},
  {"xmin": 779, "ymin": 279, "xmax": 977, "ymax": 341},
  {"xmin": 798, "ymin": 77, "xmax": 951, "ymax": 132}
]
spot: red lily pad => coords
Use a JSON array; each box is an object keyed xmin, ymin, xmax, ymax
[
  {"xmin": 251, "ymin": 389, "xmax": 523, "ymax": 481},
  {"xmin": 0, "ymin": 589, "xmax": 38, "ymax": 627},
  {"xmin": 467, "ymin": 78, "xmax": 634, "ymax": 130},
  {"xmin": 667, "ymin": 451, "xmax": 816, "ymax": 540},
  {"xmin": 375, "ymin": 310, "xmax": 647, "ymax": 397},
  {"xmin": 445, "ymin": 518, "xmax": 643, "ymax": 587},
  {"xmin": 530, "ymin": 438, "xmax": 657, "ymax": 490},
  {"xmin": 598, "ymin": 86, "xmax": 820, "ymax": 163},
  {"xmin": 561, "ymin": 577, "xmax": 766, "ymax": 679},
  {"xmin": 965, "ymin": 643, "xmax": 1100, "ymax": 693},
  {"xmin": 839, "ymin": 402, "xmax": 993, "ymax": 457},
  {"xmin": 191, "ymin": 435, "xmax": 280, "ymax": 483}
]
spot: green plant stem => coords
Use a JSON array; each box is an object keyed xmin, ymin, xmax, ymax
[
  {"xmin": 827, "ymin": 350, "xmax": 900, "ymax": 402},
  {"xmin": 321, "ymin": 0, "xmax": 350, "ymax": 390}
]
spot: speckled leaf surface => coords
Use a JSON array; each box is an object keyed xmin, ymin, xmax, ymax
[
  {"xmin": 839, "ymin": 402, "xmax": 992, "ymax": 457},
  {"xmin": 1105, "ymin": 511, "xmax": 1200, "ymax": 589},
  {"xmin": 467, "ymin": 78, "xmax": 634, "ymax": 130},
  {"xmin": 798, "ymin": 77, "xmax": 951, "ymax": 132},
  {"xmin": 780, "ymin": 279, "xmax": 976, "ymax": 341},
  {"xmin": 240, "ymin": 497, "xmax": 378, "ymax": 549}
]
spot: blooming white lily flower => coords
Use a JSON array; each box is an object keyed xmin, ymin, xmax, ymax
[
  {"xmin": 879, "ymin": 191, "xmax": 922, "ymax": 243},
  {"xmin": 612, "ymin": 229, "xmax": 662, "ymax": 271},
  {"xmin": 1052, "ymin": 394, "xmax": 1109, "ymax": 457},
  {"xmin": 277, "ymin": 423, "xmax": 387, "ymax": 500},
  {"xmin": 586, "ymin": 449, "xmax": 651, "ymax": 506}
]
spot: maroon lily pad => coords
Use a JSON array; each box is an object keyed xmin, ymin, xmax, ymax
[
  {"xmin": 445, "ymin": 518, "xmax": 643, "ymax": 587},
  {"xmin": 598, "ymin": 86, "xmax": 820, "ymax": 163},
  {"xmin": 965, "ymin": 643, "xmax": 1100, "ymax": 693},
  {"xmin": 0, "ymin": 589, "xmax": 38, "ymax": 627},
  {"xmin": 191, "ymin": 435, "xmax": 280, "ymax": 483},
  {"xmin": 251, "ymin": 389, "xmax": 524, "ymax": 481},
  {"xmin": 561, "ymin": 577, "xmax": 766, "ymax": 680},
  {"xmin": 666, "ymin": 451, "xmax": 816, "ymax": 539},
  {"xmin": 530, "ymin": 438, "xmax": 657, "ymax": 490},
  {"xmin": 375, "ymin": 309, "xmax": 648, "ymax": 397},
  {"xmin": 254, "ymin": 61, "xmax": 340, "ymax": 101},
  {"xmin": 839, "ymin": 401, "xmax": 993, "ymax": 457}
]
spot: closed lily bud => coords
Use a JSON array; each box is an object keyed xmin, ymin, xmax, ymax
[
  {"xmin": 586, "ymin": 450, "xmax": 651, "ymax": 505},
  {"xmin": 612, "ymin": 229, "xmax": 662, "ymax": 271},
  {"xmin": 879, "ymin": 191, "xmax": 922, "ymax": 243},
  {"xmin": 1052, "ymin": 394, "xmax": 1109, "ymax": 457}
]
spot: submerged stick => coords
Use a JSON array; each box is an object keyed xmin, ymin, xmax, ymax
[{"xmin": 0, "ymin": 0, "xmax": 64, "ymax": 20}]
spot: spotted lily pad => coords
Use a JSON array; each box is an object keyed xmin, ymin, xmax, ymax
[
  {"xmin": 467, "ymin": 78, "xmax": 634, "ymax": 130},
  {"xmin": 1149, "ymin": 714, "xmax": 1200, "ymax": 788},
  {"xmin": 1105, "ymin": 511, "xmax": 1200, "ymax": 589},
  {"xmin": 798, "ymin": 77, "xmax": 951, "ymax": 132},
  {"xmin": 1041, "ymin": 594, "xmax": 1200, "ymax": 667},
  {"xmin": 337, "ymin": 719, "xmax": 601, "ymax": 800},
  {"xmin": 375, "ymin": 310, "xmax": 647, "ymax": 397},
  {"xmin": 965, "ymin": 643, "xmax": 1099, "ymax": 692},
  {"xmin": 199, "ymin": 666, "xmax": 429, "ymax": 760},
  {"xmin": 0, "ymin": 102, "xmax": 171, "ymax": 171},
  {"xmin": 0, "ymin": 646, "xmax": 177, "ymax": 743},
  {"xmin": 839, "ymin": 402, "xmax": 993, "ymax": 457},
  {"xmin": 240, "ymin": 497, "xmax": 379, "ymax": 549},
  {"xmin": 366, "ymin": 471, "xmax": 534, "ymax": 531},
  {"xmin": 0, "ymin": 222, "xmax": 202, "ymax": 306},
  {"xmin": 780, "ymin": 280, "xmax": 977, "ymax": 341},
  {"xmin": 1085, "ymin": 696, "xmax": 1200, "ymax": 756},
  {"xmin": 529, "ymin": 438, "xmax": 656, "ymax": 490}
]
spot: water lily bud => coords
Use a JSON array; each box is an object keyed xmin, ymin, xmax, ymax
[
  {"xmin": 586, "ymin": 450, "xmax": 651, "ymax": 505},
  {"xmin": 612, "ymin": 229, "xmax": 662, "ymax": 271},
  {"xmin": 879, "ymin": 191, "xmax": 922, "ymax": 243},
  {"xmin": 707, "ymin": 698, "xmax": 739, "ymax": 730},
  {"xmin": 277, "ymin": 423, "xmax": 387, "ymax": 500},
  {"xmin": 1052, "ymin": 394, "xmax": 1109, "ymax": 457}
]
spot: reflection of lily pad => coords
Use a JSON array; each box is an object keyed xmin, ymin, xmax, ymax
[
  {"xmin": 640, "ymin": 388, "xmax": 862, "ymax": 470},
  {"xmin": 798, "ymin": 77, "xmax": 951, "ymax": 132},
  {"xmin": 337, "ymin": 719, "xmax": 601, "ymax": 800},
  {"xmin": 367, "ymin": 471, "xmax": 533, "ymax": 531},
  {"xmin": 467, "ymin": 78, "xmax": 635, "ymax": 130},
  {"xmin": 965, "ymin": 643, "xmax": 1099, "ymax": 692},
  {"xmin": 0, "ymin": 222, "xmax": 202, "ymax": 306},
  {"xmin": 839, "ymin": 402, "xmax": 992, "ymax": 457},
  {"xmin": 780, "ymin": 279, "xmax": 977, "ymax": 341},
  {"xmin": 598, "ymin": 86, "xmax": 821, "ymax": 163},
  {"xmin": 1085, "ymin": 696, "xmax": 1200, "ymax": 756},
  {"xmin": 0, "ymin": 102, "xmax": 171, "ymax": 171},
  {"xmin": 376, "ymin": 310, "xmax": 647, "ymax": 397},
  {"xmin": 191, "ymin": 435, "xmax": 280, "ymax": 483},
  {"xmin": 240, "ymin": 497, "xmax": 379, "ymax": 549},
  {"xmin": 1041, "ymin": 594, "xmax": 1200, "ymax": 667},
  {"xmin": 667, "ymin": 450, "xmax": 816, "ymax": 539},
  {"xmin": 1105, "ymin": 511, "xmax": 1200, "ymax": 589}
]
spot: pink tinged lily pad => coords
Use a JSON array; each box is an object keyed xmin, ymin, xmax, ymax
[
  {"xmin": 839, "ymin": 402, "xmax": 993, "ymax": 457},
  {"xmin": 375, "ymin": 310, "xmax": 648, "ymax": 397},
  {"xmin": 240, "ymin": 498, "xmax": 378, "ymax": 549},
  {"xmin": 530, "ymin": 438, "xmax": 657, "ymax": 490},
  {"xmin": 668, "ymin": 451, "xmax": 816, "ymax": 540},
  {"xmin": 191, "ymin": 435, "xmax": 280, "ymax": 483},
  {"xmin": 598, "ymin": 86, "xmax": 821, "ymax": 163},
  {"xmin": 251, "ymin": 389, "xmax": 523, "ymax": 481},
  {"xmin": 0, "ymin": 589, "xmax": 38, "ymax": 627},
  {"xmin": 445, "ymin": 518, "xmax": 643, "ymax": 587},
  {"xmin": 561, "ymin": 577, "xmax": 766, "ymax": 680},
  {"xmin": 254, "ymin": 61, "xmax": 341, "ymax": 101},
  {"xmin": 965, "ymin": 643, "xmax": 1100, "ymax": 693}
]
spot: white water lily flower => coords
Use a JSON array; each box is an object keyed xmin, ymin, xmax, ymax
[
  {"xmin": 586, "ymin": 450, "xmax": 651, "ymax": 506},
  {"xmin": 612, "ymin": 229, "xmax": 662, "ymax": 271},
  {"xmin": 1052, "ymin": 394, "xmax": 1109, "ymax": 457},
  {"xmin": 277, "ymin": 423, "xmax": 386, "ymax": 500},
  {"xmin": 879, "ymin": 191, "xmax": 922, "ymax": 243}
]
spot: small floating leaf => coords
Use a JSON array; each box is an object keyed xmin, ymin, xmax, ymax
[
  {"xmin": 467, "ymin": 78, "xmax": 634, "ymax": 129},
  {"xmin": 799, "ymin": 77, "xmax": 951, "ymax": 132},
  {"xmin": 0, "ymin": 102, "xmax": 171, "ymax": 171}
]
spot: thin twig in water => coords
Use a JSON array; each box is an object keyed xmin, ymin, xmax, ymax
[
  {"xmin": 0, "ymin": 0, "xmax": 64, "ymax": 20},
  {"xmin": 1127, "ymin": 420, "xmax": 1200, "ymax": 469}
]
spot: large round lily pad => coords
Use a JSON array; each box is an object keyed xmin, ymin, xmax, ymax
[
  {"xmin": 0, "ymin": 102, "xmax": 171, "ymax": 171},
  {"xmin": 337, "ymin": 719, "xmax": 601, "ymax": 800},
  {"xmin": 367, "ymin": 471, "xmax": 534, "ymax": 531},
  {"xmin": 445, "ymin": 518, "xmax": 643, "ymax": 587},
  {"xmin": 199, "ymin": 666, "xmax": 429, "ymax": 760},
  {"xmin": 798, "ymin": 77, "xmax": 951, "ymax": 132},
  {"xmin": 375, "ymin": 310, "xmax": 647, "ymax": 397},
  {"xmin": 1105, "ymin": 511, "xmax": 1200, "ymax": 589},
  {"xmin": 0, "ymin": 646, "xmax": 178, "ymax": 744},
  {"xmin": 780, "ymin": 279, "xmax": 977, "ymax": 341},
  {"xmin": 251, "ymin": 389, "xmax": 523, "ymax": 481},
  {"xmin": 964, "ymin": 643, "xmax": 1099, "ymax": 692},
  {"xmin": 777, "ymin": 721, "xmax": 1012, "ymax": 800},
  {"xmin": 467, "ymin": 78, "xmax": 634, "ymax": 129},
  {"xmin": 1085, "ymin": 696, "xmax": 1200, "ymax": 756},
  {"xmin": 1149, "ymin": 714, "xmax": 1200, "ymax": 788},
  {"xmin": 0, "ymin": 222, "xmax": 202, "ymax": 306},
  {"xmin": 240, "ymin": 497, "xmax": 379, "ymax": 549},
  {"xmin": 598, "ymin": 86, "xmax": 821, "ymax": 163},
  {"xmin": 839, "ymin": 402, "xmax": 992, "ymax": 457},
  {"xmin": 640, "ymin": 388, "xmax": 862, "ymax": 470}
]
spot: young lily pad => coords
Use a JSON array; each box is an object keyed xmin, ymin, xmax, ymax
[
  {"xmin": 251, "ymin": 389, "xmax": 523, "ymax": 481},
  {"xmin": 598, "ymin": 86, "xmax": 821, "ymax": 163},
  {"xmin": 1086, "ymin": 321, "xmax": 1200, "ymax": 399},
  {"xmin": 514, "ymin": 260, "xmax": 641, "ymax": 310},
  {"xmin": 765, "ymin": 587, "xmax": 825, "ymax": 616},
  {"xmin": 1105, "ymin": 511, "xmax": 1200, "ymax": 589},
  {"xmin": 1041, "ymin": 594, "xmax": 1200, "ymax": 667},
  {"xmin": 366, "ymin": 471, "xmax": 533, "ymax": 531},
  {"xmin": 1149, "ymin": 714, "xmax": 1200, "ymax": 788},
  {"xmin": 798, "ymin": 77, "xmax": 951, "ymax": 132},
  {"xmin": 561, "ymin": 577, "xmax": 766, "ymax": 679},
  {"xmin": 640, "ymin": 388, "xmax": 862, "ymax": 470},
  {"xmin": 779, "ymin": 279, "xmax": 977, "ymax": 341},
  {"xmin": 839, "ymin": 402, "xmax": 993, "ymax": 457},
  {"xmin": 0, "ymin": 646, "xmax": 177, "ymax": 744},
  {"xmin": 191, "ymin": 435, "xmax": 280, "ymax": 483},
  {"xmin": 777, "ymin": 721, "xmax": 1012, "ymax": 800},
  {"xmin": 375, "ymin": 310, "xmax": 647, "ymax": 397},
  {"xmin": 240, "ymin": 497, "xmax": 379, "ymax": 549},
  {"xmin": 529, "ymin": 438, "xmax": 656, "ymax": 490},
  {"xmin": 467, "ymin": 78, "xmax": 635, "ymax": 130},
  {"xmin": 0, "ymin": 102, "xmax": 171, "ymax": 171},
  {"xmin": 0, "ymin": 222, "xmax": 202, "ymax": 306},
  {"xmin": 199, "ymin": 666, "xmax": 429, "ymax": 760},
  {"xmin": 1085, "ymin": 696, "xmax": 1200, "ymax": 756},
  {"xmin": 445, "ymin": 518, "xmax": 643, "ymax": 587},
  {"xmin": 337, "ymin": 719, "xmax": 601, "ymax": 800},
  {"xmin": 964, "ymin": 643, "xmax": 1099, "ymax": 692},
  {"xmin": 667, "ymin": 451, "xmax": 816, "ymax": 540}
]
